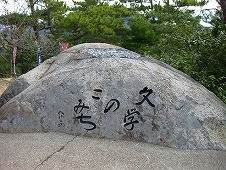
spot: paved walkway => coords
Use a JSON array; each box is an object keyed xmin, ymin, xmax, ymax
[{"xmin": 0, "ymin": 132, "xmax": 226, "ymax": 170}]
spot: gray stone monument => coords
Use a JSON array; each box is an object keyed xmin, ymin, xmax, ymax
[{"xmin": 0, "ymin": 43, "xmax": 225, "ymax": 150}]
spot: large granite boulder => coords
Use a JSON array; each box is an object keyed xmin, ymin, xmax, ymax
[{"xmin": 0, "ymin": 43, "xmax": 225, "ymax": 150}]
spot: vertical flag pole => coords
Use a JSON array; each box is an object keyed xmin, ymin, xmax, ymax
[
  {"xmin": 12, "ymin": 40, "xmax": 17, "ymax": 78},
  {"xmin": 36, "ymin": 41, "xmax": 42, "ymax": 65}
]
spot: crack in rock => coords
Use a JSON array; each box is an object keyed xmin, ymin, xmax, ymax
[{"xmin": 33, "ymin": 136, "xmax": 76, "ymax": 170}]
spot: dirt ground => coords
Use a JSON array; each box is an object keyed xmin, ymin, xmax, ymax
[{"xmin": 0, "ymin": 78, "xmax": 14, "ymax": 96}]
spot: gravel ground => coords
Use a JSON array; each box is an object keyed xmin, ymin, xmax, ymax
[
  {"xmin": 0, "ymin": 78, "xmax": 13, "ymax": 96},
  {"xmin": 0, "ymin": 132, "xmax": 226, "ymax": 170}
]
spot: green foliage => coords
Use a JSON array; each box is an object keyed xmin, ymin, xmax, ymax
[
  {"xmin": 35, "ymin": 0, "xmax": 68, "ymax": 30},
  {"xmin": 55, "ymin": 2, "xmax": 133, "ymax": 44},
  {"xmin": 146, "ymin": 7, "xmax": 226, "ymax": 103},
  {"xmin": 121, "ymin": 15, "xmax": 159, "ymax": 54},
  {"xmin": 0, "ymin": 13, "xmax": 31, "ymax": 26},
  {"xmin": 0, "ymin": 54, "xmax": 11, "ymax": 77},
  {"xmin": 72, "ymin": 0, "xmax": 99, "ymax": 10},
  {"xmin": 175, "ymin": 0, "xmax": 208, "ymax": 7},
  {"xmin": 129, "ymin": 15, "xmax": 157, "ymax": 44}
]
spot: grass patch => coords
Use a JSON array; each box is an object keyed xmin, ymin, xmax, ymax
[{"xmin": 0, "ymin": 78, "xmax": 14, "ymax": 96}]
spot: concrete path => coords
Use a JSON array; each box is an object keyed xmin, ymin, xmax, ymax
[{"xmin": 0, "ymin": 133, "xmax": 226, "ymax": 170}]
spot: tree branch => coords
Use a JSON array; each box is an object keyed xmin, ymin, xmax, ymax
[
  {"xmin": 1, "ymin": 36, "xmax": 35, "ymax": 54},
  {"xmin": 68, "ymin": 32, "xmax": 88, "ymax": 41},
  {"xmin": 40, "ymin": 24, "xmax": 54, "ymax": 31},
  {"xmin": 0, "ymin": 54, "xmax": 10, "ymax": 63}
]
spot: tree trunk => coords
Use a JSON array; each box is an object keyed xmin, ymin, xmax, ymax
[
  {"xmin": 217, "ymin": 0, "xmax": 226, "ymax": 23},
  {"xmin": 28, "ymin": 0, "xmax": 40, "ymax": 43},
  {"xmin": 149, "ymin": 0, "xmax": 153, "ymax": 9},
  {"xmin": 167, "ymin": 0, "xmax": 170, "ymax": 14}
]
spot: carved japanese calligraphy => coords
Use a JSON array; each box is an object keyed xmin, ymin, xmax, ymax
[
  {"xmin": 135, "ymin": 87, "xmax": 155, "ymax": 107},
  {"xmin": 73, "ymin": 99, "xmax": 96, "ymax": 131},
  {"xmin": 123, "ymin": 109, "xmax": 141, "ymax": 131},
  {"xmin": 104, "ymin": 99, "xmax": 120, "ymax": 113}
]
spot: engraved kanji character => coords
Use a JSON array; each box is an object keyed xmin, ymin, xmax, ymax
[
  {"xmin": 123, "ymin": 109, "xmax": 141, "ymax": 131},
  {"xmin": 135, "ymin": 87, "xmax": 155, "ymax": 107}
]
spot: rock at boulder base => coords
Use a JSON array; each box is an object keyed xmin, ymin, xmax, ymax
[{"xmin": 0, "ymin": 43, "xmax": 225, "ymax": 150}]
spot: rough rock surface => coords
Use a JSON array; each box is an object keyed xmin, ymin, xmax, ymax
[{"xmin": 0, "ymin": 43, "xmax": 225, "ymax": 150}]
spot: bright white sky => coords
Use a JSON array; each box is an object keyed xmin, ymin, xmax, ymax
[{"xmin": 0, "ymin": 0, "xmax": 220, "ymax": 14}]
